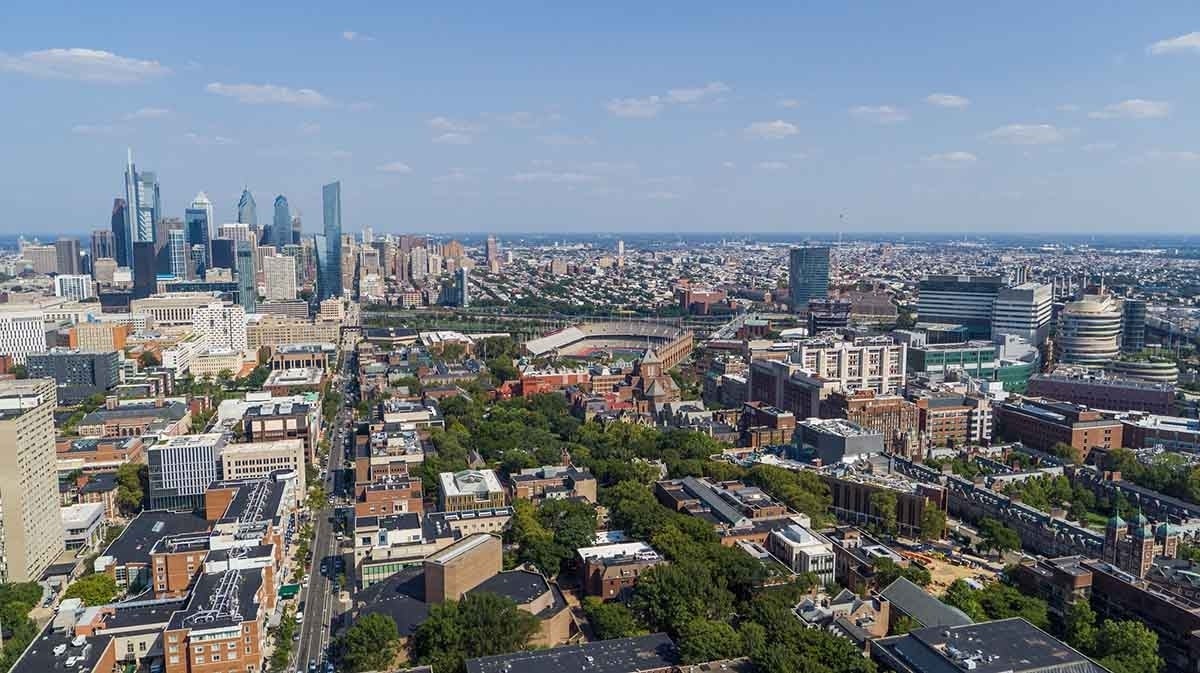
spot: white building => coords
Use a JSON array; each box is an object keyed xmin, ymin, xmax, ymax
[
  {"xmin": 54, "ymin": 274, "xmax": 96, "ymax": 301},
  {"xmin": 61, "ymin": 502, "xmax": 106, "ymax": 550},
  {"xmin": 146, "ymin": 433, "xmax": 226, "ymax": 511},
  {"xmin": 0, "ymin": 307, "xmax": 48, "ymax": 365},
  {"xmin": 1057, "ymin": 294, "xmax": 1124, "ymax": 367},
  {"xmin": 193, "ymin": 302, "xmax": 248, "ymax": 352},
  {"xmin": 263, "ymin": 255, "xmax": 297, "ymax": 301},
  {"xmin": 161, "ymin": 334, "xmax": 206, "ymax": 376},
  {"xmin": 992, "ymin": 282, "xmax": 1053, "ymax": 345},
  {"xmin": 766, "ymin": 523, "xmax": 836, "ymax": 585}
]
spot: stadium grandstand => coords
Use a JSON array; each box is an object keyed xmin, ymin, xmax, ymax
[{"xmin": 524, "ymin": 321, "xmax": 694, "ymax": 369}]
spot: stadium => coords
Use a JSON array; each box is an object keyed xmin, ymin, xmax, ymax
[{"xmin": 524, "ymin": 321, "xmax": 694, "ymax": 369}]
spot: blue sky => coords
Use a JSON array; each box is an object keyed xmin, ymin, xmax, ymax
[{"xmin": 3, "ymin": 2, "xmax": 1200, "ymax": 236}]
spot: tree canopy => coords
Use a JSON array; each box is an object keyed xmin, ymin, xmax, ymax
[
  {"xmin": 62, "ymin": 573, "xmax": 119, "ymax": 606},
  {"xmin": 413, "ymin": 592, "xmax": 539, "ymax": 673},
  {"xmin": 338, "ymin": 613, "xmax": 400, "ymax": 672}
]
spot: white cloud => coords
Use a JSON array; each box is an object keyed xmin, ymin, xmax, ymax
[
  {"xmin": 0, "ymin": 48, "xmax": 169, "ymax": 83},
  {"xmin": 182, "ymin": 132, "xmax": 234, "ymax": 145},
  {"xmin": 427, "ymin": 116, "xmax": 483, "ymax": 133},
  {"xmin": 665, "ymin": 81, "xmax": 729, "ymax": 103},
  {"xmin": 298, "ymin": 122, "xmax": 321, "ymax": 136},
  {"xmin": 925, "ymin": 93, "xmax": 970, "ymax": 108},
  {"xmin": 1143, "ymin": 149, "xmax": 1200, "ymax": 161},
  {"xmin": 1082, "ymin": 142, "xmax": 1117, "ymax": 152},
  {"xmin": 722, "ymin": 161, "xmax": 736, "ymax": 169},
  {"xmin": 205, "ymin": 82, "xmax": 331, "ymax": 106},
  {"xmin": 342, "ymin": 30, "xmax": 375, "ymax": 42},
  {"xmin": 432, "ymin": 132, "xmax": 472, "ymax": 145},
  {"xmin": 606, "ymin": 81, "xmax": 730, "ymax": 118},
  {"xmin": 605, "ymin": 96, "xmax": 664, "ymax": 118},
  {"xmin": 537, "ymin": 133, "xmax": 595, "ymax": 147},
  {"xmin": 510, "ymin": 171, "xmax": 600, "ymax": 184},
  {"xmin": 1088, "ymin": 99, "xmax": 1172, "ymax": 119},
  {"xmin": 376, "ymin": 161, "xmax": 413, "ymax": 174},
  {"xmin": 777, "ymin": 98, "xmax": 802, "ymax": 109},
  {"xmin": 924, "ymin": 151, "xmax": 978, "ymax": 163},
  {"xmin": 743, "ymin": 120, "xmax": 799, "ymax": 140},
  {"xmin": 849, "ymin": 105, "xmax": 909, "ymax": 124},
  {"xmin": 71, "ymin": 123, "xmax": 125, "ymax": 135},
  {"xmin": 984, "ymin": 124, "xmax": 1066, "ymax": 145},
  {"xmin": 123, "ymin": 107, "xmax": 170, "ymax": 120},
  {"xmin": 1147, "ymin": 32, "xmax": 1200, "ymax": 54},
  {"xmin": 756, "ymin": 161, "xmax": 789, "ymax": 170}
]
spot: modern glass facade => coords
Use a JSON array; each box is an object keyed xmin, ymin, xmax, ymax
[
  {"xmin": 123, "ymin": 150, "xmax": 160, "ymax": 247},
  {"xmin": 167, "ymin": 228, "xmax": 188, "ymax": 279},
  {"xmin": 272, "ymin": 195, "xmax": 291, "ymax": 250},
  {"xmin": 319, "ymin": 181, "xmax": 342, "ymax": 300},
  {"xmin": 236, "ymin": 241, "xmax": 257, "ymax": 313},
  {"xmin": 789, "ymin": 246, "xmax": 830, "ymax": 310},
  {"xmin": 185, "ymin": 191, "xmax": 213, "ymax": 270},
  {"xmin": 110, "ymin": 198, "xmax": 129, "ymax": 267},
  {"xmin": 237, "ymin": 188, "xmax": 258, "ymax": 227}
]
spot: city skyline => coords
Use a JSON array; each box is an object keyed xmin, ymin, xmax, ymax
[{"xmin": 3, "ymin": 3, "xmax": 1200, "ymax": 234}]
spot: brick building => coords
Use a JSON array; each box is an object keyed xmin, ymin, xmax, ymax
[{"xmin": 995, "ymin": 399, "xmax": 1122, "ymax": 459}]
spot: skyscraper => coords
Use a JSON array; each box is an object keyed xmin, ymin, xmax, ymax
[
  {"xmin": 110, "ymin": 198, "xmax": 129, "ymax": 267},
  {"xmin": 454, "ymin": 267, "xmax": 470, "ymax": 307},
  {"xmin": 55, "ymin": 237, "xmax": 81, "ymax": 275},
  {"xmin": 168, "ymin": 227, "xmax": 188, "ymax": 279},
  {"xmin": 211, "ymin": 238, "xmax": 236, "ymax": 270},
  {"xmin": 917, "ymin": 275, "xmax": 1003, "ymax": 339},
  {"xmin": 272, "ymin": 195, "xmax": 291, "ymax": 250},
  {"xmin": 185, "ymin": 191, "xmax": 214, "ymax": 270},
  {"xmin": 264, "ymin": 255, "xmax": 297, "ymax": 300},
  {"xmin": 90, "ymin": 229, "xmax": 116, "ymax": 263},
  {"xmin": 237, "ymin": 188, "xmax": 258, "ymax": 227},
  {"xmin": 291, "ymin": 215, "xmax": 302, "ymax": 245},
  {"xmin": 236, "ymin": 241, "xmax": 257, "ymax": 313},
  {"xmin": 131, "ymin": 241, "xmax": 157, "ymax": 299},
  {"xmin": 318, "ymin": 181, "xmax": 343, "ymax": 301},
  {"xmin": 124, "ymin": 149, "xmax": 160, "ymax": 245},
  {"xmin": 788, "ymin": 246, "xmax": 830, "ymax": 311}
]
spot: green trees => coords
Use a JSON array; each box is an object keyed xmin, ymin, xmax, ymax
[
  {"xmin": 869, "ymin": 490, "xmax": 899, "ymax": 536},
  {"xmin": 582, "ymin": 598, "xmax": 643, "ymax": 640},
  {"xmin": 743, "ymin": 465, "xmax": 833, "ymax": 526},
  {"xmin": 269, "ymin": 610, "xmax": 299, "ymax": 672},
  {"xmin": 1092, "ymin": 619, "xmax": 1162, "ymax": 673},
  {"xmin": 677, "ymin": 618, "xmax": 743, "ymax": 664},
  {"xmin": 940, "ymin": 580, "xmax": 1048, "ymax": 630},
  {"xmin": 0, "ymin": 582, "xmax": 43, "ymax": 671},
  {"xmin": 507, "ymin": 499, "xmax": 597, "ymax": 576},
  {"xmin": 920, "ymin": 505, "xmax": 947, "ymax": 540},
  {"xmin": 872, "ymin": 558, "xmax": 931, "ymax": 588},
  {"xmin": 413, "ymin": 593, "xmax": 539, "ymax": 673},
  {"xmin": 1063, "ymin": 601, "xmax": 1097, "ymax": 654},
  {"xmin": 338, "ymin": 613, "xmax": 400, "ymax": 672},
  {"xmin": 62, "ymin": 573, "xmax": 119, "ymax": 606},
  {"xmin": 977, "ymin": 517, "xmax": 1021, "ymax": 556},
  {"xmin": 115, "ymin": 463, "xmax": 148, "ymax": 514}
]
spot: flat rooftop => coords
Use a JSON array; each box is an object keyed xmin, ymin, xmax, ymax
[
  {"xmin": 101, "ymin": 510, "xmax": 210, "ymax": 566},
  {"xmin": 875, "ymin": 617, "xmax": 1107, "ymax": 673},
  {"xmin": 577, "ymin": 541, "xmax": 662, "ymax": 564},
  {"xmin": 464, "ymin": 633, "xmax": 678, "ymax": 673},
  {"xmin": 440, "ymin": 469, "xmax": 503, "ymax": 497}
]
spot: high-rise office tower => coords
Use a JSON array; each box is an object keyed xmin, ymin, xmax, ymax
[
  {"xmin": 272, "ymin": 195, "xmax": 291, "ymax": 250},
  {"xmin": 291, "ymin": 215, "xmax": 302, "ymax": 245},
  {"xmin": 55, "ymin": 237, "xmax": 82, "ymax": 275},
  {"xmin": 1122, "ymin": 299, "xmax": 1147, "ymax": 354},
  {"xmin": 0, "ymin": 379, "xmax": 66, "ymax": 582},
  {"xmin": 264, "ymin": 255, "xmax": 298, "ymax": 301},
  {"xmin": 409, "ymin": 245, "xmax": 428, "ymax": 283},
  {"xmin": 185, "ymin": 191, "xmax": 214, "ymax": 269},
  {"xmin": 617, "ymin": 239, "xmax": 625, "ymax": 266},
  {"xmin": 236, "ymin": 242, "xmax": 257, "ymax": 313},
  {"xmin": 193, "ymin": 302, "xmax": 248, "ymax": 352},
  {"xmin": 486, "ymin": 235, "xmax": 500, "ymax": 266},
  {"xmin": 211, "ymin": 238, "xmax": 236, "ymax": 270},
  {"xmin": 167, "ymin": 227, "xmax": 188, "ymax": 279},
  {"xmin": 54, "ymin": 275, "xmax": 95, "ymax": 301},
  {"xmin": 312, "ymin": 233, "xmax": 327, "ymax": 297},
  {"xmin": 237, "ymin": 188, "xmax": 258, "ymax": 227},
  {"xmin": 916, "ymin": 275, "xmax": 1003, "ymax": 339},
  {"xmin": 788, "ymin": 246, "xmax": 831, "ymax": 311},
  {"xmin": 992, "ymin": 282, "xmax": 1053, "ymax": 345},
  {"xmin": 455, "ymin": 267, "xmax": 470, "ymax": 307},
  {"xmin": 124, "ymin": 149, "xmax": 160, "ymax": 245},
  {"xmin": 90, "ymin": 229, "xmax": 116, "ymax": 264},
  {"xmin": 147, "ymin": 434, "xmax": 227, "ymax": 511},
  {"xmin": 110, "ymin": 198, "xmax": 129, "ymax": 267},
  {"xmin": 318, "ymin": 181, "xmax": 343, "ymax": 300},
  {"xmin": 362, "ymin": 226, "xmax": 374, "ymax": 245},
  {"xmin": 131, "ymin": 241, "xmax": 158, "ymax": 299}
]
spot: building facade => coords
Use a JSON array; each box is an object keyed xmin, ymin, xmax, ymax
[{"xmin": 789, "ymin": 246, "xmax": 831, "ymax": 310}]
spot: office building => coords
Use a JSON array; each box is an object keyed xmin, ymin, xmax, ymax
[
  {"xmin": 996, "ymin": 399, "xmax": 1123, "ymax": 458},
  {"xmin": 110, "ymin": 197, "xmax": 130, "ymax": 267},
  {"xmin": 0, "ymin": 379, "xmax": 66, "ymax": 582},
  {"xmin": 146, "ymin": 433, "xmax": 226, "ymax": 511},
  {"xmin": 766, "ymin": 524, "xmax": 835, "ymax": 584},
  {"xmin": 1056, "ymin": 294, "xmax": 1124, "ymax": 367},
  {"xmin": 22, "ymin": 243, "xmax": 57, "ymax": 274},
  {"xmin": 210, "ymin": 237, "xmax": 235, "ymax": 270},
  {"xmin": 236, "ymin": 242, "xmax": 257, "ymax": 313},
  {"xmin": 166, "ymin": 226, "xmax": 188, "ymax": 279},
  {"xmin": 1122, "ymin": 298, "xmax": 1147, "ymax": 353},
  {"xmin": 872, "ymin": 618, "xmax": 1106, "ymax": 673},
  {"xmin": 217, "ymin": 222, "xmax": 253, "ymax": 247},
  {"xmin": 69, "ymin": 322, "xmax": 131, "ymax": 353},
  {"xmin": 236, "ymin": 187, "xmax": 257, "ymax": 227},
  {"xmin": 916, "ymin": 275, "xmax": 1002, "ymax": 339},
  {"xmin": 789, "ymin": 246, "xmax": 830, "ymax": 310},
  {"xmin": 90, "ymin": 229, "xmax": 116, "ymax": 264},
  {"xmin": 486, "ymin": 234, "xmax": 500, "ymax": 267},
  {"xmin": 124, "ymin": 149, "xmax": 160, "ymax": 246},
  {"xmin": 792, "ymin": 418, "xmax": 884, "ymax": 464},
  {"xmin": 193, "ymin": 302, "xmax": 248, "ymax": 352},
  {"xmin": 1027, "ymin": 370, "xmax": 1175, "ymax": 415},
  {"xmin": 807, "ymin": 297, "xmax": 851, "ymax": 334},
  {"xmin": 821, "ymin": 389, "xmax": 919, "ymax": 453},
  {"xmin": 219, "ymin": 439, "xmax": 306, "ymax": 504},
  {"xmin": 131, "ymin": 240, "xmax": 160, "ymax": 299},
  {"xmin": 453, "ymin": 266, "xmax": 470, "ymax": 307},
  {"xmin": 184, "ymin": 191, "xmax": 213, "ymax": 270},
  {"xmin": 56, "ymin": 237, "xmax": 82, "ymax": 275},
  {"xmin": 27, "ymin": 349, "xmax": 120, "ymax": 404},
  {"xmin": 54, "ymin": 274, "xmax": 95, "ymax": 301},
  {"xmin": 291, "ymin": 215, "xmax": 302, "ymax": 245},
  {"xmin": 992, "ymin": 282, "xmax": 1053, "ymax": 345},
  {"xmin": 0, "ymin": 307, "xmax": 48, "ymax": 365},
  {"xmin": 263, "ymin": 254, "xmax": 297, "ymax": 300},
  {"xmin": 319, "ymin": 181, "xmax": 343, "ymax": 301},
  {"xmin": 439, "ymin": 469, "xmax": 506, "ymax": 512},
  {"xmin": 272, "ymin": 195, "xmax": 290, "ymax": 250}
]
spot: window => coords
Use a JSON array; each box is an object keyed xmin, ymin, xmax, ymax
[{"xmin": 140, "ymin": 642, "xmax": 147, "ymax": 652}]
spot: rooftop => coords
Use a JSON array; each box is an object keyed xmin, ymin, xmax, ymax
[
  {"xmin": 874, "ymin": 617, "xmax": 1108, "ymax": 673},
  {"xmin": 576, "ymin": 541, "xmax": 662, "ymax": 564},
  {"xmin": 100, "ymin": 510, "xmax": 210, "ymax": 566},
  {"xmin": 11, "ymin": 625, "xmax": 112, "ymax": 673},
  {"xmin": 879, "ymin": 577, "xmax": 974, "ymax": 629},
  {"xmin": 440, "ymin": 469, "xmax": 503, "ymax": 497},
  {"xmin": 464, "ymin": 633, "xmax": 678, "ymax": 673}
]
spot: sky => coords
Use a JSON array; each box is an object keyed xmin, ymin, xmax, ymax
[{"xmin": 3, "ymin": 2, "xmax": 1200, "ymax": 236}]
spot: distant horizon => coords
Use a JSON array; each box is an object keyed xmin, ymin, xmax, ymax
[{"xmin": 3, "ymin": 4, "xmax": 1200, "ymax": 234}]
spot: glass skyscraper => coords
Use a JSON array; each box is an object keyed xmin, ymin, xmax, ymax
[
  {"xmin": 318, "ymin": 181, "xmax": 342, "ymax": 301},
  {"xmin": 272, "ymin": 195, "xmax": 291, "ymax": 250},
  {"xmin": 109, "ymin": 198, "xmax": 129, "ymax": 267},
  {"xmin": 237, "ymin": 188, "xmax": 257, "ymax": 227},
  {"xmin": 123, "ymin": 149, "xmax": 160, "ymax": 248},
  {"xmin": 185, "ymin": 192, "xmax": 213, "ymax": 270},
  {"xmin": 788, "ymin": 246, "xmax": 831, "ymax": 311},
  {"xmin": 236, "ymin": 241, "xmax": 257, "ymax": 313},
  {"xmin": 168, "ymin": 228, "xmax": 188, "ymax": 279}
]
